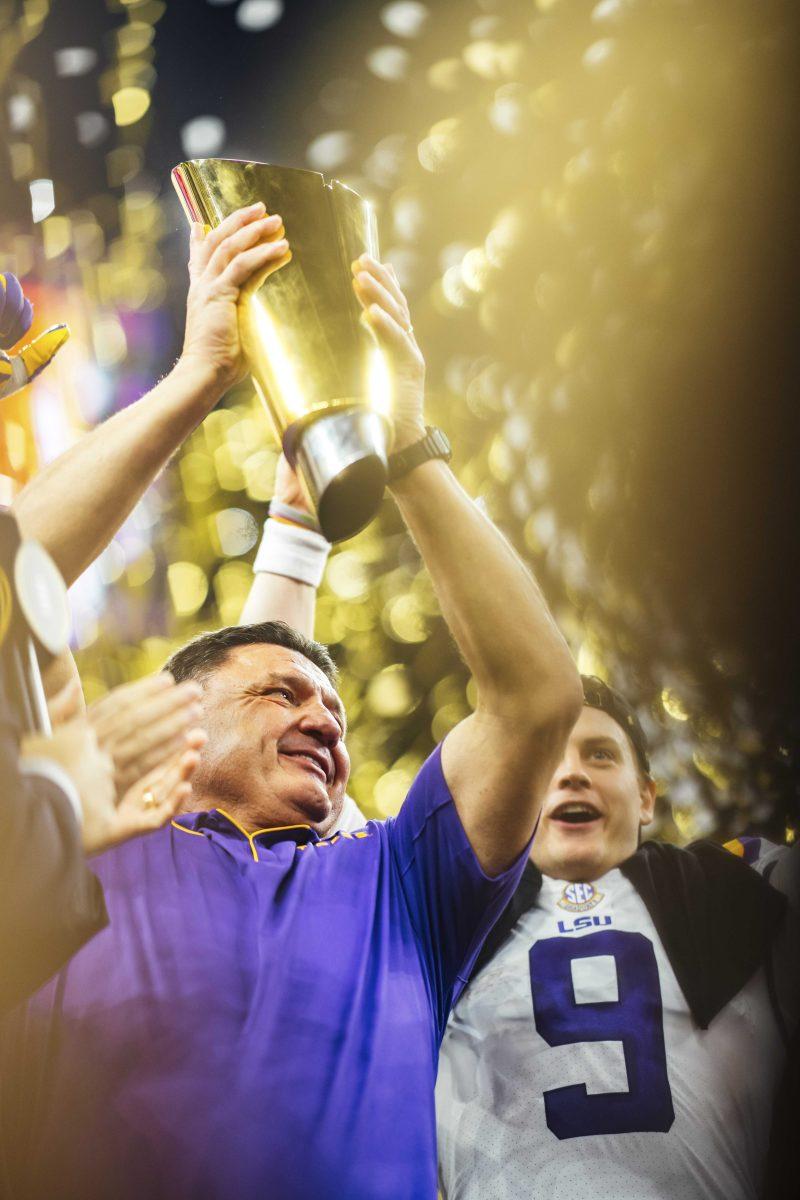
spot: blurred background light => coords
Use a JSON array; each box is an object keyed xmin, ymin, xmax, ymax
[
  {"xmin": 367, "ymin": 664, "xmax": 416, "ymax": 718},
  {"xmin": 167, "ymin": 561, "xmax": 208, "ymax": 617},
  {"xmin": 379, "ymin": 2, "xmax": 429, "ymax": 39},
  {"xmin": 306, "ymin": 130, "xmax": 355, "ymax": 171},
  {"xmin": 111, "ymin": 86, "xmax": 151, "ymax": 127},
  {"xmin": 180, "ymin": 116, "xmax": 226, "ymax": 158},
  {"xmin": 75, "ymin": 111, "xmax": 109, "ymax": 148},
  {"xmin": 213, "ymin": 507, "xmax": 259, "ymax": 558},
  {"xmin": 236, "ymin": 0, "xmax": 284, "ymax": 33},
  {"xmin": 54, "ymin": 47, "xmax": 97, "ymax": 77},
  {"xmin": 366, "ymin": 45, "xmax": 410, "ymax": 81},
  {"xmin": 8, "ymin": 94, "xmax": 36, "ymax": 132},
  {"xmin": 29, "ymin": 178, "xmax": 55, "ymax": 223}
]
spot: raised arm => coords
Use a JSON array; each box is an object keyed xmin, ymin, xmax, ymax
[
  {"xmin": 353, "ymin": 257, "xmax": 582, "ymax": 875},
  {"xmin": 239, "ymin": 455, "xmax": 328, "ymax": 637},
  {"xmin": 236, "ymin": 461, "xmax": 374, "ymax": 833},
  {"xmin": 13, "ymin": 204, "xmax": 289, "ymax": 586}
]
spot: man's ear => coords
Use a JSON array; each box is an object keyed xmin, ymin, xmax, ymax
[{"xmin": 639, "ymin": 776, "xmax": 657, "ymax": 827}]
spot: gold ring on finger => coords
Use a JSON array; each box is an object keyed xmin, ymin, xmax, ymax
[{"xmin": 142, "ymin": 790, "xmax": 157, "ymax": 809}]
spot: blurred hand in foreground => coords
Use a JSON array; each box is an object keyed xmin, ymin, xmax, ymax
[
  {"xmin": 92, "ymin": 737, "xmax": 205, "ymax": 851},
  {"xmin": 20, "ymin": 697, "xmax": 117, "ymax": 855},
  {"xmin": 86, "ymin": 672, "xmax": 204, "ymax": 797},
  {"xmin": 24, "ymin": 673, "xmax": 207, "ymax": 854}
]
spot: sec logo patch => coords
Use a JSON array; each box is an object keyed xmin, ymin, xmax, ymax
[{"xmin": 557, "ymin": 881, "xmax": 604, "ymax": 912}]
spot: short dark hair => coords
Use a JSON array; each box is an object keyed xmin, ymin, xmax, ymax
[
  {"xmin": 581, "ymin": 674, "xmax": 651, "ymax": 777},
  {"xmin": 165, "ymin": 621, "xmax": 338, "ymax": 688}
]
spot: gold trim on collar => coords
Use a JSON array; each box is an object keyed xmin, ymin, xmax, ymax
[
  {"xmin": 171, "ymin": 820, "xmax": 206, "ymax": 839},
  {"xmin": 217, "ymin": 808, "xmax": 313, "ymax": 863},
  {"xmin": 171, "ymin": 812, "xmax": 314, "ymax": 862}
]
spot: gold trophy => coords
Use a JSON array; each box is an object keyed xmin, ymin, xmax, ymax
[{"xmin": 172, "ymin": 158, "xmax": 393, "ymax": 542}]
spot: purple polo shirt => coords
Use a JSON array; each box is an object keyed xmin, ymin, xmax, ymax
[{"xmin": 0, "ymin": 745, "xmax": 526, "ymax": 1200}]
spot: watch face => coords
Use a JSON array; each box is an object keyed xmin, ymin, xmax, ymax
[{"xmin": 14, "ymin": 541, "xmax": 70, "ymax": 656}]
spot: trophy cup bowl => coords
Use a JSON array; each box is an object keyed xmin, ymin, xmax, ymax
[{"xmin": 172, "ymin": 158, "xmax": 393, "ymax": 542}]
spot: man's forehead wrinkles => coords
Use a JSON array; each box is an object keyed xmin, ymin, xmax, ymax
[
  {"xmin": 268, "ymin": 668, "xmax": 311, "ymax": 688},
  {"xmin": 222, "ymin": 644, "xmax": 324, "ymax": 683}
]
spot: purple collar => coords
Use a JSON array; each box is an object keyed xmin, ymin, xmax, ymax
[{"xmin": 173, "ymin": 808, "xmax": 320, "ymax": 861}]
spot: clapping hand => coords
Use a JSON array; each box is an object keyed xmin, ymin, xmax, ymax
[
  {"xmin": 86, "ymin": 672, "xmax": 204, "ymax": 797},
  {"xmin": 37, "ymin": 672, "xmax": 207, "ymax": 854}
]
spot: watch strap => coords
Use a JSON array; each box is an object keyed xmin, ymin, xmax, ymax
[{"xmin": 387, "ymin": 426, "xmax": 451, "ymax": 482}]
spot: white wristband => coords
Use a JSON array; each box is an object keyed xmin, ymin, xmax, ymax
[{"xmin": 253, "ymin": 518, "xmax": 331, "ymax": 588}]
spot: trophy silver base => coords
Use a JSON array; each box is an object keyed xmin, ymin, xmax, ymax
[{"xmin": 289, "ymin": 408, "xmax": 390, "ymax": 543}]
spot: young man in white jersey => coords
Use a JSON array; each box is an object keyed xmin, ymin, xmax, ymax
[{"xmin": 435, "ymin": 675, "xmax": 799, "ymax": 1200}]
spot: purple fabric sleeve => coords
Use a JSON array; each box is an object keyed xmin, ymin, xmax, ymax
[{"xmin": 387, "ymin": 743, "xmax": 532, "ymax": 1036}]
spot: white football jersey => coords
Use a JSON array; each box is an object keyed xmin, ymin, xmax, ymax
[{"xmin": 437, "ymin": 845, "xmax": 798, "ymax": 1200}]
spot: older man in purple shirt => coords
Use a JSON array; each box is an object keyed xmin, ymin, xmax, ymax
[{"xmin": 1, "ymin": 206, "xmax": 581, "ymax": 1199}]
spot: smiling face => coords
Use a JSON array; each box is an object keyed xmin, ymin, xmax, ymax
[
  {"xmin": 186, "ymin": 643, "xmax": 350, "ymax": 836},
  {"xmin": 531, "ymin": 706, "xmax": 656, "ymax": 883}
]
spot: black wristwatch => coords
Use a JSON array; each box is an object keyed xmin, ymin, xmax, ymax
[{"xmin": 387, "ymin": 426, "xmax": 452, "ymax": 482}]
